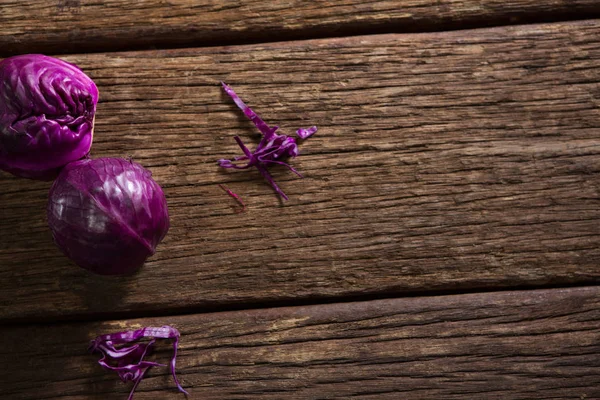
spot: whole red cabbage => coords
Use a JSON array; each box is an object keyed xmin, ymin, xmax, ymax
[
  {"xmin": 47, "ymin": 158, "xmax": 169, "ymax": 275},
  {"xmin": 0, "ymin": 54, "xmax": 98, "ymax": 179}
]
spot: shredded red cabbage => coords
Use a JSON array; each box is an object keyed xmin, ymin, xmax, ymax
[
  {"xmin": 89, "ymin": 326, "xmax": 188, "ymax": 400},
  {"xmin": 296, "ymin": 126, "xmax": 318, "ymax": 140},
  {"xmin": 218, "ymin": 82, "xmax": 317, "ymax": 200},
  {"xmin": 219, "ymin": 184, "xmax": 246, "ymax": 212}
]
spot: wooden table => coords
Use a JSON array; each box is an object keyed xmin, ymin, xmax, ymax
[{"xmin": 1, "ymin": 1, "xmax": 600, "ymax": 399}]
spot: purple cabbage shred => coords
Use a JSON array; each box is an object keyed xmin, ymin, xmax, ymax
[
  {"xmin": 219, "ymin": 184, "xmax": 246, "ymax": 213},
  {"xmin": 89, "ymin": 325, "xmax": 188, "ymax": 400},
  {"xmin": 218, "ymin": 82, "xmax": 317, "ymax": 200}
]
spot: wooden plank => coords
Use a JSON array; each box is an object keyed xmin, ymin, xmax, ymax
[
  {"xmin": 2, "ymin": 0, "xmax": 600, "ymax": 55},
  {"xmin": 1, "ymin": 287, "xmax": 599, "ymax": 399},
  {"xmin": 2, "ymin": 21, "xmax": 600, "ymax": 322}
]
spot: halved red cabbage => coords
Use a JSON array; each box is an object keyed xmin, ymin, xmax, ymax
[
  {"xmin": 0, "ymin": 54, "xmax": 98, "ymax": 179},
  {"xmin": 89, "ymin": 325, "xmax": 188, "ymax": 400},
  {"xmin": 47, "ymin": 157, "xmax": 169, "ymax": 275},
  {"xmin": 218, "ymin": 82, "xmax": 317, "ymax": 200}
]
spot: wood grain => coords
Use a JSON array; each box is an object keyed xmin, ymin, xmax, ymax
[
  {"xmin": 1, "ymin": 287, "xmax": 598, "ymax": 399},
  {"xmin": 2, "ymin": 21, "xmax": 600, "ymax": 322},
  {"xmin": 2, "ymin": 0, "xmax": 600, "ymax": 55}
]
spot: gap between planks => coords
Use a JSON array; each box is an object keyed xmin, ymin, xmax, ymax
[
  {"xmin": 2, "ymin": 281, "xmax": 597, "ymax": 327},
  {"xmin": 1, "ymin": 1, "xmax": 600, "ymax": 56}
]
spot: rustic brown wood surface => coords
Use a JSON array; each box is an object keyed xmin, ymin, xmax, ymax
[
  {"xmin": 1, "ymin": 287, "xmax": 598, "ymax": 399},
  {"xmin": 2, "ymin": 1, "xmax": 599, "ymax": 398},
  {"xmin": 2, "ymin": 20, "xmax": 600, "ymax": 322},
  {"xmin": 2, "ymin": 0, "xmax": 600, "ymax": 56}
]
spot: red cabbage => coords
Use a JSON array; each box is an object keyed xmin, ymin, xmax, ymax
[
  {"xmin": 0, "ymin": 54, "xmax": 98, "ymax": 180},
  {"xmin": 90, "ymin": 325, "xmax": 188, "ymax": 400},
  {"xmin": 296, "ymin": 126, "xmax": 318, "ymax": 139},
  {"xmin": 47, "ymin": 157, "xmax": 169, "ymax": 275},
  {"xmin": 218, "ymin": 82, "xmax": 317, "ymax": 200},
  {"xmin": 219, "ymin": 183, "xmax": 246, "ymax": 212}
]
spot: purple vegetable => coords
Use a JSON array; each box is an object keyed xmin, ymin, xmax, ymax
[
  {"xmin": 219, "ymin": 183, "xmax": 246, "ymax": 213},
  {"xmin": 0, "ymin": 54, "xmax": 98, "ymax": 179},
  {"xmin": 296, "ymin": 126, "xmax": 318, "ymax": 140},
  {"xmin": 47, "ymin": 157, "xmax": 169, "ymax": 275},
  {"xmin": 218, "ymin": 82, "xmax": 317, "ymax": 200},
  {"xmin": 90, "ymin": 325, "xmax": 188, "ymax": 400}
]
